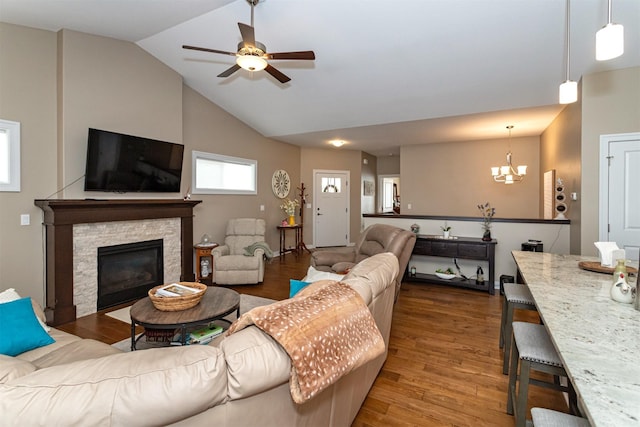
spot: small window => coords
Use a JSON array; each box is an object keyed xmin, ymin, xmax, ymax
[
  {"xmin": 0, "ymin": 119, "xmax": 20, "ymax": 192},
  {"xmin": 192, "ymin": 151, "xmax": 257, "ymax": 195},
  {"xmin": 322, "ymin": 177, "xmax": 341, "ymax": 193}
]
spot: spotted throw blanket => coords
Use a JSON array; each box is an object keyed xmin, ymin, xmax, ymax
[{"xmin": 226, "ymin": 280, "xmax": 385, "ymax": 404}]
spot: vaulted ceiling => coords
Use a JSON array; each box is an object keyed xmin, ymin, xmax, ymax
[{"xmin": 1, "ymin": 0, "xmax": 638, "ymax": 155}]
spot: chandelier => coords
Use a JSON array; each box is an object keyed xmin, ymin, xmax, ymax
[{"xmin": 491, "ymin": 125, "xmax": 527, "ymax": 184}]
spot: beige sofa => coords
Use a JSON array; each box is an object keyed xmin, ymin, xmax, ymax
[{"xmin": 0, "ymin": 253, "xmax": 399, "ymax": 426}]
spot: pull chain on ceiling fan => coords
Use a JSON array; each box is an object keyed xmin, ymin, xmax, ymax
[{"xmin": 182, "ymin": 0, "xmax": 315, "ymax": 83}]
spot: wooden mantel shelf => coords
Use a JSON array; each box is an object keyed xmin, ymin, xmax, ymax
[{"xmin": 34, "ymin": 199, "xmax": 202, "ymax": 326}]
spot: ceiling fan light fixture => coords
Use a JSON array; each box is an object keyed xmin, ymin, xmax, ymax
[{"xmin": 236, "ymin": 54, "xmax": 268, "ymax": 72}]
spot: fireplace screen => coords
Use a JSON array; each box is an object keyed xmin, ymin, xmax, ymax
[{"xmin": 97, "ymin": 239, "xmax": 164, "ymax": 310}]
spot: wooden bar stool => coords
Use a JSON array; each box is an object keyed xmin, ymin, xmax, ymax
[
  {"xmin": 507, "ymin": 322, "xmax": 578, "ymax": 427},
  {"xmin": 531, "ymin": 408, "xmax": 590, "ymax": 427},
  {"xmin": 500, "ymin": 282, "xmax": 537, "ymax": 374}
]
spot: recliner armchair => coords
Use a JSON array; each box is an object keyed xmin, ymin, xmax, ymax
[
  {"xmin": 212, "ymin": 218, "xmax": 267, "ymax": 285},
  {"xmin": 311, "ymin": 223, "xmax": 416, "ymax": 297}
]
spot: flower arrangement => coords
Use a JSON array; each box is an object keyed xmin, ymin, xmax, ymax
[
  {"xmin": 477, "ymin": 202, "xmax": 495, "ymax": 231},
  {"xmin": 280, "ymin": 198, "xmax": 300, "ymax": 216}
]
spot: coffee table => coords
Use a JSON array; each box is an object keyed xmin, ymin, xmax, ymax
[{"xmin": 129, "ymin": 287, "xmax": 240, "ymax": 350}]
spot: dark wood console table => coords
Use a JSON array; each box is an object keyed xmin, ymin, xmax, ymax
[{"xmin": 408, "ymin": 235, "xmax": 497, "ymax": 295}]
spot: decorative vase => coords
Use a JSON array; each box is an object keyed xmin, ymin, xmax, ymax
[
  {"xmin": 482, "ymin": 228, "xmax": 492, "ymax": 241},
  {"xmin": 443, "ymin": 230, "xmax": 450, "ymax": 239},
  {"xmin": 288, "ymin": 215, "xmax": 295, "ymax": 226}
]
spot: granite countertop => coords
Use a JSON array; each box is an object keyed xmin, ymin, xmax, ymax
[{"xmin": 512, "ymin": 251, "xmax": 640, "ymax": 427}]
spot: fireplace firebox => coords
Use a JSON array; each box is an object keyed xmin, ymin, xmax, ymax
[{"xmin": 97, "ymin": 239, "xmax": 164, "ymax": 310}]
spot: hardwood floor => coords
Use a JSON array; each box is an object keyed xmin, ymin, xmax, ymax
[{"xmin": 57, "ymin": 251, "xmax": 569, "ymax": 426}]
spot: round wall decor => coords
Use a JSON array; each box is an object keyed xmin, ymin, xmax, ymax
[{"xmin": 272, "ymin": 169, "xmax": 290, "ymax": 198}]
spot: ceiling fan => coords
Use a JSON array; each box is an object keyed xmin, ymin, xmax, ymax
[{"xmin": 182, "ymin": 0, "xmax": 315, "ymax": 84}]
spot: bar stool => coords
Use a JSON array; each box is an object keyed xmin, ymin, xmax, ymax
[
  {"xmin": 500, "ymin": 282, "xmax": 537, "ymax": 374},
  {"xmin": 531, "ymin": 408, "xmax": 590, "ymax": 427},
  {"xmin": 507, "ymin": 322, "xmax": 578, "ymax": 427}
]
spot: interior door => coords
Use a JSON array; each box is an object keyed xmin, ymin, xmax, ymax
[
  {"xmin": 314, "ymin": 170, "xmax": 349, "ymax": 247},
  {"xmin": 600, "ymin": 133, "xmax": 640, "ymax": 261}
]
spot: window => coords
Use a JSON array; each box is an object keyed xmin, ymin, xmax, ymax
[
  {"xmin": 0, "ymin": 119, "xmax": 20, "ymax": 192},
  {"xmin": 321, "ymin": 177, "xmax": 341, "ymax": 193},
  {"xmin": 192, "ymin": 150, "xmax": 257, "ymax": 195}
]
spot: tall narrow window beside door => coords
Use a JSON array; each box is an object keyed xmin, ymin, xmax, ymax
[{"xmin": 0, "ymin": 119, "xmax": 20, "ymax": 192}]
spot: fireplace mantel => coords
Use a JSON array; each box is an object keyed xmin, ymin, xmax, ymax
[{"xmin": 35, "ymin": 199, "xmax": 202, "ymax": 325}]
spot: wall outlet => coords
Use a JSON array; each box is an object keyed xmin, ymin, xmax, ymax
[
  {"xmin": 260, "ymin": 205, "xmax": 265, "ymax": 211},
  {"xmin": 407, "ymin": 203, "xmax": 412, "ymax": 210},
  {"xmin": 20, "ymin": 214, "xmax": 30, "ymax": 226}
]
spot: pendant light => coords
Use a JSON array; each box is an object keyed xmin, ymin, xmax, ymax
[
  {"xmin": 596, "ymin": 0, "xmax": 624, "ymax": 61},
  {"xmin": 491, "ymin": 126, "xmax": 527, "ymax": 184},
  {"xmin": 559, "ymin": 0, "xmax": 577, "ymax": 104}
]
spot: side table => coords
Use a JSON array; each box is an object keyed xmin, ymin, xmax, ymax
[
  {"xmin": 194, "ymin": 243, "xmax": 218, "ymax": 285},
  {"xmin": 277, "ymin": 224, "xmax": 302, "ymax": 259}
]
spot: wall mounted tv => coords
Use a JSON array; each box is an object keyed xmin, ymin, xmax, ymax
[{"xmin": 84, "ymin": 128, "xmax": 184, "ymax": 193}]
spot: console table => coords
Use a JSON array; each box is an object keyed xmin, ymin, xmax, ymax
[
  {"xmin": 277, "ymin": 224, "xmax": 302, "ymax": 259},
  {"xmin": 408, "ymin": 235, "xmax": 497, "ymax": 295}
]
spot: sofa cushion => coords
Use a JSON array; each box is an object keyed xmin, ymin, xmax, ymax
[
  {"xmin": 0, "ymin": 297, "xmax": 54, "ymax": 357},
  {"xmin": 31, "ymin": 339, "xmax": 122, "ymax": 369},
  {"xmin": 0, "ymin": 346, "xmax": 228, "ymax": 426},
  {"xmin": 289, "ymin": 279, "xmax": 311, "ymax": 298},
  {"xmin": 220, "ymin": 326, "xmax": 290, "ymax": 400},
  {"xmin": 0, "ymin": 288, "xmax": 50, "ymax": 332},
  {"xmin": 304, "ymin": 266, "xmax": 345, "ymax": 282},
  {"xmin": 16, "ymin": 328, "xmax": 81, "ymax": 363},
  {"xmin": 341, "ymin": 253, "xmax": 399, "ymax": 307},
  {"xmin": 0, "ymin": 355, "xmax": 36, "ymax": 383}
]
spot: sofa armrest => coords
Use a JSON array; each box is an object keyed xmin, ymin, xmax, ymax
[
  {"xmin": 311, "ymin": 250, "xmax": 355, "ymax": 269},
  {"xmin": 212, "ymin": 245, "xmax": 230, "ymax": 258},
  {"xmin": 0, "ymin": 346, "xmax": 228, "ymax": 426}
]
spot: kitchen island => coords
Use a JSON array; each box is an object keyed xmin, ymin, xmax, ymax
[{"xmin": 512, "ymin": 250, "xmax": 640, "ymax": 427}]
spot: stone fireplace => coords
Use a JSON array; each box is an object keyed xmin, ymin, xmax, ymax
[{"xmin": 35, "ymin": 199, "xmax": 201, "ymax": 325}]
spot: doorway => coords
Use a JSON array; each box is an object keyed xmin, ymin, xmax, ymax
[
  {"xmin": 313, "ymin": 170, "xmax": 349, "ymax": 247},
  {"xmin": 379, "ymin": 175, "xmax": 400, "ymax": 213},
  {"xmin": 599, "ymin": 132, "xmax": 640, "ymax": 261}
]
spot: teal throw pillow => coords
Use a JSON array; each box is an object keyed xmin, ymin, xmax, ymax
[
  {"xmin": 289, "ymin": 279, "xmax": 311, "ymax": 298},
  {"xmin": 0, "ymin": 297, "xmax": 55, "ymax": 357}
]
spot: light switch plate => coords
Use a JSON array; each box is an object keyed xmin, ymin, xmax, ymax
[{"xmin": 20, "ymin": 214, "xmax": 30, "ymax": 226}]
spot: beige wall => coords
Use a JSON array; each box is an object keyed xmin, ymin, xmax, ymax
[
  {"xmin": 0, "ymin": 24, "xmax": 300, "ymax": 305},
  {"xmin": 400, "ymin": 136, "xmax": 540, "ymax": 218},
  {"xmin": 182, "ymin": 85, "xmax": 300, "ymax": 249},
  {"xmin": 58, "ymin": 30, "xmax": 184, "ymax": 198},
  {"xmin": 540, "ymin": 94, "xmax": 582, "ymax": 254},
  {"xmin": 581, "ymin": 67, "xmax": 640, "ymax": 255},
  {"xmin": 300, "ymin": 147, "xmax": 362, "ymax": 245},
  {"xmin": 377, "ymin": 154, "xmax": 400, "ymax": 175},
  {"xmin": 0, "ymin": 23, "xmax": 58, "ymax": 304}
]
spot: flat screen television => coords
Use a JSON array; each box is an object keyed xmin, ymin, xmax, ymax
[{"xmin": 84, "ymin": 128, "xmax": 184, "ymax": 193}]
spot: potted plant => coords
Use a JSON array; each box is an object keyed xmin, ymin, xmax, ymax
[
  {"xmin": 441, "ymin": 223, "xmax": 452, "ymax": 239},
  {"xmin": 477, "ymin": 202, "xmax": 495, "ymax": 241},
  {"xmin": 280, "ymin": 198, "xmax": 300, "ymax": 226}
]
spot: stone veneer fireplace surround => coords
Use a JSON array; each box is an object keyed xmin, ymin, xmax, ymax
[{"xmin": 35, "ymin": 199, "xmax": 201, "ymax": 326}]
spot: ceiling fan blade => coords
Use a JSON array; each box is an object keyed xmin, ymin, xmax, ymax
[
  {"xmin": 182, "ymin": 45, "xmax": 236, "ymax": 56},
  {"xmin": 238, "ymin": 23, "xmax": 256, "ymax": 47},
  {"xmin": 267, "ymin": 51, "xmax": 316, "ymax": 60},
  {"xmin": 264, "ymin": 64, "xmax": 291, "ymax": 84},
  {"xmin": 217, "ymin": 64, "xmax": 241, "ymax": 78}
]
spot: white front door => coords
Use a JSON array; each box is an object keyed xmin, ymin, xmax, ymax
[
  {"xmin": 600, "ymin": 133, "xmax": 640, "ymax": 261},
  {"xmin": 314, "ymin": 170, "xmax": 349, "ymax": 247}
]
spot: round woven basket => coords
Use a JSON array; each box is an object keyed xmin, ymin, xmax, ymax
[{"xmin": 148, "ymin": 282, "xmax": 207, "ymax": 311}]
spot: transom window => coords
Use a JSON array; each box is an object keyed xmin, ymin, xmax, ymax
[
  {"xmin": 192, "ymin": 151, "xmax": 257, "ymax": 195},
  {"xmin": 0, "ymin": 119, "xmax": 21, "ymax": 192}
]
